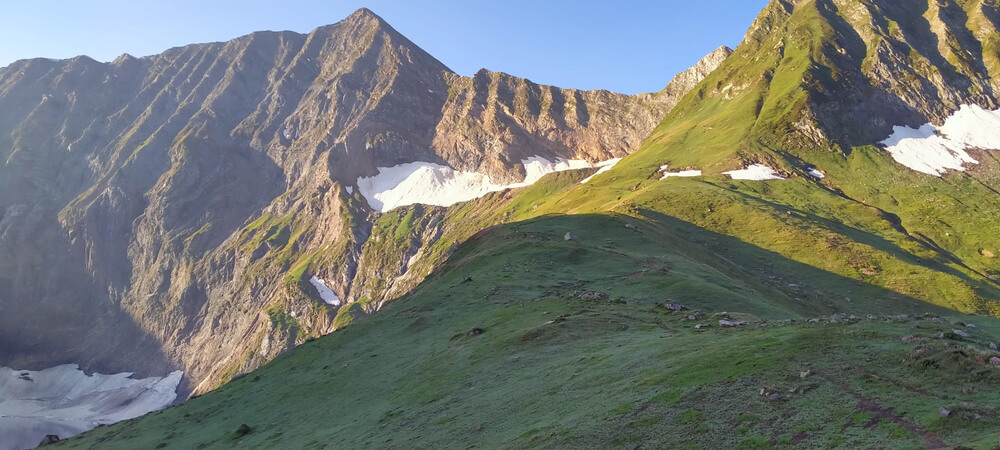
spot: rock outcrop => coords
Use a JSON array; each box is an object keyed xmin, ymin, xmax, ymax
[{"xmin": 0, "ymin": 9, "xmax": 729, "ymax": 394}]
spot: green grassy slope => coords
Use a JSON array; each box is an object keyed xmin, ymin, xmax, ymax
[{"xmin": 56, "ymin": 213, "xmax": 1000, "ymax": 448}]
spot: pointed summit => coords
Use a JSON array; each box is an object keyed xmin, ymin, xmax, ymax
[{"xmin": 343, "ymin": 7, "xmax": 384, "ymax": 25}]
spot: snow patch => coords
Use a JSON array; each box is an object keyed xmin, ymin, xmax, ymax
[
  {"xmin": 357, "ymin": 157, "xmax": 613, "ymax": 212},
  {"xmin": 0, "ymin": 365, "xmax": 181, "ymax": 450},
  {"xmin": 346, "ymin": 186, "xmax": 354, "ymax": 194},
  {"xmin": 309, "ymin": 276, "xmax": 340, "ymax": 305},
  {"xmin": 723, "ymin": 164, "xmax": 785, "ymax": 181},
  {"xmin": 658, "ymin": 164, "xmax": 702, "ymax": 180},
  {"xmin": 807, "ymin": 167, "xmax": 825, "ymax": 178},
  {"xmin": 880, "ymin": 104, "xmax": 1000, "ymax": 176},
  {"xmin": 580, "ymin": 158, "xmax": 622, "ymax": 184}
]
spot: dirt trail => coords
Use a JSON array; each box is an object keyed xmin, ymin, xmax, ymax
[{"xmin": 818, "ymin": 372, "xmax": 945, "ymax": 449}]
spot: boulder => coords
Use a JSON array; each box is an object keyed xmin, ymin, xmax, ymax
[
  {"xmin": 38, "ymin": 435, "xmax": 60, "ymax": 446},
  {"xmin": 579, "ymin": 291, "xmax": 608, "ymax": 300},
  {"xmin": 719, "ymin": 319, "xmax": 750, "ymax": 327},
  {"xmin": 467, "ymin": 327, "xmax": 485, "ymax": 337},
  {"xmin": 952, "ymin": 329, "xmax": 971, "ymax": 338},
  {"xmin": 564, "ymin": 232, "xmax": 578, "ymax": 241},
  {"xmin": 663, "ymin": 301, "xmax": 684, "ymax": 312}
]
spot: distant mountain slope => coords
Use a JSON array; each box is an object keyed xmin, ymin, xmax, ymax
[{"xmin": 0, "ymin": 8, "xmax": 728, "ymax": 395}]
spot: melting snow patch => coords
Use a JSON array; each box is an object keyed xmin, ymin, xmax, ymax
[
  {"xmin": 309, "ymin": 276, "xmax": 341, "ymax": 305},
  {"xmin": 346, "ymin": 186, "xmax": 354, "ymax": 195},
  {"xmin": 0, "ymin": 365, "xmax": 182, "ymax": 450},
  {"xmin": 880, "ymin": 105, "xmax": 1000, "ymax": 176},
  {"xmin": 580, "ymin": 158, "xmax": 622, "ymax": 184},
  {"xmin": 357, "ymin": 157, "xmax": 612, "ymax": 212},
  {"xmin": 659, "ymin": 164, "xmax": 702, "ymax": 180},
  {"xmin": 723, "ymin": 164, "xmax": 785, "ymax": 181},
  {"xmin": 807, "ymin": 167, "xmax": 825, "ymax": 178}
]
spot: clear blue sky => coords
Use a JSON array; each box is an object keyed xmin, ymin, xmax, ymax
[{"xmin": 0, "ymin": 0, "xmax": 769, "ymax": 94}]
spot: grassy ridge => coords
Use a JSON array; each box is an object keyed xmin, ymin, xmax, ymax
[{"xmin": 56, "ymin": 214, "xmax": 1000, "ymax": 448}]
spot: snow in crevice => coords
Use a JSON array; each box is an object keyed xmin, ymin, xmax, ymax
[
  {"xmin": 580, "ymin": 158, "xmax": 623, "ymax": 184},
  {"xmin": 0, "ymin": 365, "xmax": 182, "ymax": 450},
  {"xmin": 658, "ymin": 164, "xmax": 703, "ymax": 180},
  {"xmin": 309, "ymin": 276, "xmax": 340, "ymax": 305},
  {"xmin": 880, "ymin": 104, "xmax": 1000, "ymax": 176},
  {"xmin": 356, "ymin": 156, "xmax": 616, "ymax": 212},
  {"xmin": 346, "ymin": 186, "xmax": 354, "ymax": 195},
  {"xmin": 723, "ymin": 164, "xmax": 785, "ymax": 181}
]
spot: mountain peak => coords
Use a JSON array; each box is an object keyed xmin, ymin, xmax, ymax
[{"xmin": 343, "ymin": 7, "xmax": 386, "ymax": 26}]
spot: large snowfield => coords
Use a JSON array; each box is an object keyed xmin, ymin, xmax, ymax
[
  {"xmin": 881, "ymin": 104, "xmax": 1000, "ymax": 176},
  {"xmin": 356, "ymin": 157, "xmax": 615, "ymax": 212},
  {"xmin": 0, "ymin": 365, "xmax": 182, "ymax": 450}
]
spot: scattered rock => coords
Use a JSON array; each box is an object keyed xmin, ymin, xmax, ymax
[
  {"xmin": 990, "ymin": 342, "xmax": 998, "ymax": 351},
  {"xmin": 37, "ymin": 435, "xmax": 60, "ymax": 446},
  {"xmin": 953, "ymin": 329, "xmax": 971, "ymax": 338},
  {"xmin": 579, "ymin": 291, "xmax": 608, "ymax": 300},
  {"xmin": 625, "ymin": 223, "xmax": 637, "ymax": 230},
  {"xmin": 900, "ymin": 335, "xmax": 921, "ymax": 343},
  {"xmin": 966, "ymin": 323, "xmax": 979, "ymax": 330},
  {"xmin": 719, "ymin": 319, "xmax": 750, "ymax": 327},
  {"xmin": 990, "ymin": 356, "xmax": 1000, "ymax": 366},
  {"xmin": 768, "ymin": 393, "xmax": 784, "ymax": 402},
  {"xmin": 564, "ymin": 232, "xmax": 578, "ymax": 241},
  {"xmin": 694, "ymin": 324, "xmax": 710, "ymax": 329},
  {"xmin": 467, "ymin": 327, "xmax": 485, "ymax": 337},
  {"xmin": 687, "ymin": 314, "xmax": 698, "ymax": 321},
  {"xmin": 462, "ymin": 276, "xmax": 473, "ymax": 283},
  {"xmin": 941, "ymin": 331, "xmax": 963, "ymax": 340},
  {"xmin": 939, "ymin": 407, "xmax": 951, "ymax": 418},
  {"xmin": 663, "ymin": 301, "xmax": 685, "ymax": 312},
  {"xmin": 799, "ymin": 370, "xmax": 811, "ymax": 379},
  {"xmin": 234, "ymin": 423, "xmax": 252, "ymax": 438}
]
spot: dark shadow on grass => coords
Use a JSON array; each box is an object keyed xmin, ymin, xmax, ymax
[
  {"xmin": 702, "ymin": 177, "xmax": 1000, "ymax": 299},
  {"xmin": 434, "ymin": 212, "xmax": 959, "ymax": 319}
]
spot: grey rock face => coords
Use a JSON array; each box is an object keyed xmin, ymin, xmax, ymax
[{"xmin": 0, "ymin": 9, "xmax": 729, "ymax": 394}]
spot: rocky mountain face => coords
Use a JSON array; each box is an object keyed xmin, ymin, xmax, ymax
[
  {"xmin": 0, "ymin": 9, "xmax": 729, "ymax": 395},
  {"xmin": 689, "ymin": 0, "xmax": 1000, "ymax": 149}
]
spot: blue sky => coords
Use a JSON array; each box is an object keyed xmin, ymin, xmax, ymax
[{"xmin": 0, "ymin": 1, "xmax": 769, "ymax": 94}]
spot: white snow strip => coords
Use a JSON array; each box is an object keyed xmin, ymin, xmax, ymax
[
  {"xmin": 723, "ymin": 164, "xmax": 785, "ymax": 181},
  {"xmin": 658, "ymin": 164, "xmax": 703, "ymax": 180},
  {"xmin": 580, "ymin": 158, "xmax": 623, "ymax": 184},
  {"xmin": 0, "ymin": 365, "xmax": 182, "ymax": 450},
  {"xmin": 807, "ymin": 167, "xmax": 825, "ymax": 178},
  {"xmin": 309, "ymin": 276, "xmax": 340, "ymax": 305},
  {"xmin": 357, "ymin": 157, "xmax": 613, "ymax": 212},
  {"xmin": 880, "ymin": 104, "xmax": 1000, "ymax": 176}
]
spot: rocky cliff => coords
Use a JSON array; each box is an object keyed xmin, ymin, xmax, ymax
[{"xmin": 0, "ymin": 9, "xmax": 729, "ymax": 394}]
